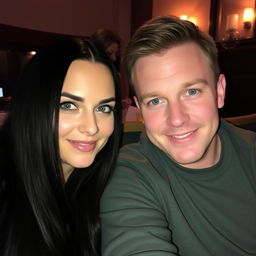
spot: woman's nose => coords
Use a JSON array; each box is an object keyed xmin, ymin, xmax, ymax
[{"xmin": 78, "ymin": 111, "xmax": 99, "ymax": 136}]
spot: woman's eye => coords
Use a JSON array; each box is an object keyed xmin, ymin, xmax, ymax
[
  {"xmin": 148, "ymin": 98, "xmax": 160, "ymax": 106},
  {"xmin": 96, "ymin": 105, "xmax": 113, "ymax": 114},
  {"xmin": 60, "ymin": 102, "xmax": 77, "ymax": 111},
  {"xmin": 186, "ymin": 89, "xmax": 199, "ymax": 96}
]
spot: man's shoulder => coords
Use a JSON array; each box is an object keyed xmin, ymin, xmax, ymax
[
  {"xmin": 221, "ymin": 119, "xmax": 256, "ymax": 147},
  {"xmin": 118, "ymin": 139, "xmax": 153, "ymax": 163},
  {"xmin": 110, "ymin": 137, "xmax": 170, "ymax": 195},
  {"xmin": 116, "ymin": 135, "xmax": 167, "ymax": 178}
]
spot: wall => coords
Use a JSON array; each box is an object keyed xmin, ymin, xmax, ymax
[
  {"xmin": 153, "ymin": 0, "xmax": 211, "ymax": 34},
  {"xmin": 0, "ymin": 0, "xmax": 131, "ymax": 97},
  {"xmin": 217, "ymin": 40, "xmax": 256, "ymax": 117},
  {"xmin": 131, "ymin": 0, "xmax": 153, "ymax": 36},
  {"xmin": 0, "ymin": 0, "xmax": 131, "ymax": 45}
]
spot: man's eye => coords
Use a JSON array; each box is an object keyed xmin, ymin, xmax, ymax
[
  {"xmin": 60, "ymin": 102, "xmax": 77, "ymax": 111},
  {"xmin": 96, "ymin": 105, "xmax": 114, "ymax": 114},
  {"xmin": 148, "ymin": 98, "xmax": 160, "ymax": 106},
  {"xmin": 186, "ymin": 89, "xmax": 199, "ymax": 96}
]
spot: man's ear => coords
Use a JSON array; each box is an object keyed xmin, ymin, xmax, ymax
[
  {"xmin": 134, "ymin": 96, "xmax": 141, "ymax": 110},
  {"xmin": 217, "ymin": 74, "xmax": 226, "ymax": 109}
]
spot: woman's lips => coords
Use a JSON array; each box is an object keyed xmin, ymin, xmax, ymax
[{"xmin": 68, "ymin": 140, "xmax": 97, "ymax": 152}]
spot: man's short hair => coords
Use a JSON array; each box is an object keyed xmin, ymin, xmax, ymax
[{"xmin": 123, "ymin": 16, "xmax": 220, "ymax": 89}]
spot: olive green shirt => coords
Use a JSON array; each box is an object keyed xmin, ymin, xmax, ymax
[{"xmin": 101, "ymin": 120, "xmax": 256, "ymax": 255}]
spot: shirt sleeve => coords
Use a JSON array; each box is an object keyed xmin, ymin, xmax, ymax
[{"xmin": 100, "ymin": 164, "xmax": 179, "ymax": 256}]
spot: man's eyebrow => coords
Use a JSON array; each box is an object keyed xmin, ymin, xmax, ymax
[
  {"xmin": 61, "ymin": 92, "xmax": 115, "ymax": 104},
  {"xmin": 139, "ymin": 78, "xmax": 208, "ymax": 102},
  {"xmin": 181, "ymin": 78, "xmax": 208, "ymax": 88},
  {"xmin": 61, "ymin": 92, "xmax": 84, "ymax": 102},
  {"xmin": 139, "ymin": 92, "xmax": 159, "ymax": 102}
]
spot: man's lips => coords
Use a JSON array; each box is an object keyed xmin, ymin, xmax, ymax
[
  {"xmin": 171, "ymin": 131, "xmax": 194, "ymax": 139},
  {"xmin": 68, "ymin": 139, "xmax": 97, "ymax": 152},
  {"xmin": 167, "ymin": 129, "xmax": 197, "ymax": 142}
]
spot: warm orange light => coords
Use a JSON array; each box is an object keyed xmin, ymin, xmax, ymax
[
  {"xmin": 188, "ymin": 17, "xmax": 197, "ymax": 25},
  {"xmin": 243, "ymin": 8, "xmax": 254, "ymax": 22},
  {"xmin": 180, "ymin": 15, "xmax": 188, "ymax": 20},
  {"xmin": 179, "ymin": 15, "xmax": 197, "ymax": 25},
  {"xmin": 29, "ymin": 51, "xmax": 37, "ymax": 56}
]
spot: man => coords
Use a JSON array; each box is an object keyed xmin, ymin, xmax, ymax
[{"xmin": 100, "ymin": 16, "xmax": 256, "ymax": 256}]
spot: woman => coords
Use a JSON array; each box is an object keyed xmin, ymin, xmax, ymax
[{"xmin": 0, "ymin": 38, "xmax": 122, "ymax": 255}]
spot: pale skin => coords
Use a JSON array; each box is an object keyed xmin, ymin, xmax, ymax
[
  {"xmin": 133, "ymin": 42, "xmax": 226, "ymax": 169},
  {"xmin": 58, "ymin": 60, "xmax": 116, "ymax": 181}
]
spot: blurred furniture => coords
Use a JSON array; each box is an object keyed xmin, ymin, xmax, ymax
[
  {"xmin": 124, "ymin": 106, "xmax": 141, "ymax": 122},
  {"xmin": 225, "ymin": 113, "xmax": 256, "ymax": 131},
  {"xmin": 0, "ymin": 24, "xmax": 83, "ymax": 97},
  {"xmin": 122, "ymin": 121, "xmax": 144, "ymax": 145},
  {"xmin": 123, "ymin": 121, "xmax": 144, "ymax": 132},
  {"xmin": 0, "ymin": 111, "xmax": 8, "ymax": 126},
  {"xmin": 0, "ymin": 97, "xmax": 11, "ymax": 111}
]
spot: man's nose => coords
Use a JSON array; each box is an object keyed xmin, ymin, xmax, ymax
[{"xmin": 166, "ymin": 101, "xmax": 189, "ymax": 127}]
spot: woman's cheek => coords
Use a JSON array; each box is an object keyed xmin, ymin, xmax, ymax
[{"xmin": 59, "ymin": 115, "xmax": 74, "ymax": 136}]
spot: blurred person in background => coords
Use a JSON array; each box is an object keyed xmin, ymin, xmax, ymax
[{"xmin": 91, "ymin": 29, "xmax": 133, "ymax": 120}]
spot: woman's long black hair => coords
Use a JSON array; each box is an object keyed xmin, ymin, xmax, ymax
[{"xmin": 0, "ymin": 38, "xmax": 122, "ymax": 255}]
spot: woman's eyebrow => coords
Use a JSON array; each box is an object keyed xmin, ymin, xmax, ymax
[
  {"xmin": 61, "ymin": 92, "xmax": 84, "ymax": 102},
  {"xmin": 99, "ymin": 97, "xmax": 116, "ymax": 104},
  {"xmin": 61, "ymin": 93, "xmax": 115, "ymax": 105}
]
